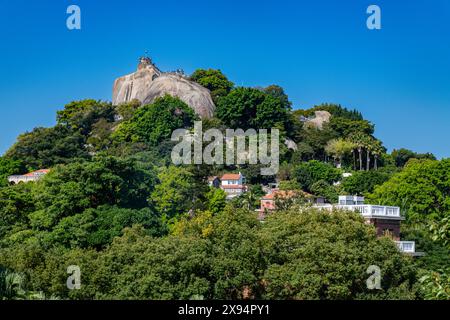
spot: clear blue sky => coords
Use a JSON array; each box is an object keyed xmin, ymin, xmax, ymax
[{"xmin": 1, "ymin": 0, "xmax": 449, "ymax": 158}]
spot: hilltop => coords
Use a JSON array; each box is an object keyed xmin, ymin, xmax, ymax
[{"xmin": 0, "ymin": 60, "xmax": 448, "ymax": 300}]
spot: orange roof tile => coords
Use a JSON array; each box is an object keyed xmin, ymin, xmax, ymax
[
  {"xmin": 221, "ymin": 173, "xmax": 241, "ymax": 180},
  {"xmin": 23, "ymin": 169, "xmax": 50, "ymax": 177}
]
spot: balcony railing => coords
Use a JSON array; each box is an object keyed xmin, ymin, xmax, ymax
[
  {"xmin": 395, "ymin": 241, "xmax": 415, "ymax": 253},
  {"xmin": 7, "ymin": 175, "xmax": 41, "ymax": 183},
  {"xmin": 333, "ymin": 204, "xmax": 401, "ymax": 218}
]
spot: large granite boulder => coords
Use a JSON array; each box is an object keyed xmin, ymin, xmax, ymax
[{"xmin": 113, "ymin": 57, "xmax": 215, "ymax": 118}]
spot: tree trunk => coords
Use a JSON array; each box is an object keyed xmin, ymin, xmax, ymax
[
  {"xmin": 358, "ymin": 147, "xmax": 363, "ymax": 171},
  {"xmin": 374, "ymin": 155, "xmax": 378, "ymax": 170},
  {"xmin": 366, "ymin": 149, "xmax": 370, "ymax": 171},
  {"xmin": 353, "ymin": 150, "xmax": 357, "ymax": 170}
]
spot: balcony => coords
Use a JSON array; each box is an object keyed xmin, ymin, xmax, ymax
[
  {"xmin": 395, "ymin": 241, "xmax": 415, "ymax": 253},
  {"xmin": 333, "ymin": 204, "xmax": 402, "ymax": 219}
]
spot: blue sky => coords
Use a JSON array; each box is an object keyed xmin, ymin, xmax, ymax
[{"xmin": 1, "ymin": 0, "xmax": 449, "ymax": 158}]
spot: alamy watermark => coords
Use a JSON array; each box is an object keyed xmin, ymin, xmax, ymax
[
  {"xmin": 366, "ymin": 265, "xmax": 382, "ymax": 290},
  {"xmin": 367, "ymin": 5, "xmax": 381, "ymax": 30},
  {"xmin": 171, "ymin": 121, "xmax": 280, "ymax": 175},
  {"xmin": 67, "ymin": 265, "xmax": 81, "ymax": 290},
  {"xmin": 66, "ymin": 5, "xmax": 81, "ymax": 30}
]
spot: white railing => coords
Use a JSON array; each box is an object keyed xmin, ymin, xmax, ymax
[
  {"xmin": 395, "ymin": 241, "xmax": 415, "ymax": 253},
  {"xmin": 333, "ymin": 204, "xmax": 401, "ymax": 218}
]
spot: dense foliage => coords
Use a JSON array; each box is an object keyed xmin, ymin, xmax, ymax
[{"xmin": 0, "ymin": 68, "xmax": 447, "ymax": 300}]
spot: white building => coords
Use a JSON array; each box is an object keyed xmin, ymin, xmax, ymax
[
  {"xmin": 315, "ymin": 195, "xmax": 417, "ymax": 255},
  {"xmin": 220, "ymin": 172, "xmax": 247, "ymax": 199},
  {"xmin": 8, "ymin": 169, "xmax": 50, "ymax": 184}
]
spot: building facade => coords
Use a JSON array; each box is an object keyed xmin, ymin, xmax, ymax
[
  {"xmin": 7, "ymin": 169, "xmax": 50, "ymax": 184},
  {"xmin": 314, "ymin": 195, "xmax": 416, "ymax": 254},
  {"xmin": 220, "ymin": 172, "xmax": 247, "ymax": 199}
]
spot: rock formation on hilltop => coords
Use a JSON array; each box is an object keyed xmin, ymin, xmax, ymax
[
  {"xmin": 303, "ymin": 110, "xmax": 331, "ymax": 129},
  {"xmin": 113, "ymin": 57, "xmax": 215, "ymax": 118}
]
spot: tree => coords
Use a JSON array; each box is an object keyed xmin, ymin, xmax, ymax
[
  {"xmin": 205, "ymin": 188, "xmax": 227, "ymax": 215},
  {"xmin": 259, "ymin": 208, "xmax": 418, "ymax": 299},
  {"xmin": 150, "ymin": 166, "xmax": 196, "ymax": 220},
  {"xmin": 368, "ymin": 159, "xmax": 450, "ymax": 220},
  {"xmin": 325, "ymin": 138, "xmax": 355, "ymax": 168},
  {"xmin": 363, "ymin": 135, "xmax": 375, "ymax": 171},
  {"xmin": 293, "ymin": 160, "xmax": 342, "ymax": 191},
  {"xmin": 372, "ymin": 140, "xmax": 384, "ymax": 170},
  {"xmin": 0, "ymin": 157, "xmax": 25, "ymax": 186},
  {"xmin": 0, "ymin": 182, "xmax": 35, "ymax": 239},
  {"xmin": 342, "ymin": 169, "xmax": 393, "ymax": 195},
  {"xmin": 113, "ymin": 95, "xmax": 196, "ymax": 146},
  {"xmin": 46, "ymin": 205, "xmax": 165, "ymax": 249},
  {"xmin": 216, "ymin": 87, "xmax": 292, "ymax": 132},
  {"xmin": 263, "ymin": 85, "xmax": 292, "ymax": 109},
  {"xmin": 310, "ymin": 180, "xmax": 339, "ymax": 203},
  {"xmin": 329, "ymin": 117, "xmax": 374, "ymax": 137},
  {"xmin": 5, "ymin": 125, "xmax": 89, "ymax": 170},
  {"xmin": 297, "ymin": 103, "xmax": 363, "ymax": 121},
  {"xmin": 115, "ymin": 99, "xmax": 141, "ymax": 121},
  {"xmin": 190, "ymin": 69, "xmax": 234, "ymax": 103},
  {"xmin": 279, "ymin": 180, "xmax": 301, "ymax": 191},
  {"xmin": 0, "ymin": 267, "xmax": 26, "ymax": 300},
  {"xmin": 57, "ymin": 99, "xmax": 115, "ymax": 136},
  {"xmin": 235, "ymin": 185, "xmax": 265, "ymax": 210},
  {"xmin": 391, "ymin": 148, "xmax": 436, "ymax": 168},
  {"xmin": 29, "ymin": 156, "xmax": 155, "ymax": 230},
  {"xmin": 86, "ymin": 118, "xmax": 115, "ymax": 152},
  {"xmin": 348, "ymin": 132, "xmax": 371, "ymax": 171}
]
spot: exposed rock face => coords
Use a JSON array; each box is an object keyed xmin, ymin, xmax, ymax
[
  {"xmin": 304, "ymin": 110, "xmax": 331, "ymax": 129},
  {"xmin": 113, "ymin": 57, "xmax": 215, "ymax": 118}
]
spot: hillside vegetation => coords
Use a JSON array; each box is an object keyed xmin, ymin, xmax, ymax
[{"xmin": 0, "ymin": 69, "xmax": 448, "ymax": 300}]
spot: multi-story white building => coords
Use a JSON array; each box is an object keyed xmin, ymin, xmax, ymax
[{"xmin": 315, "ymin": 195, "xmax": 417, "ymax": 255}]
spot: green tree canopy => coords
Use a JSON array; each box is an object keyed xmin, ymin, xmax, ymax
[
  {"xmin": 216, "ymin": 87, "xmax": 292, "ymax": 132},
  {"xmin": 150, "ymin": 166, "xmax": 196, "ymax": 221},
  {"xmin": 0, "ymin": 157, "xmax": 25, "ymax": 186},
  {"xmin": 190, "ymin": 69, "xmax": 234, "ymax": 102},
  {"xmin": 342, "ymin": 169, "xmax": 393, "ymax": 195},
  {"xmin": 391, "ymin": 148, "xmax": 436, "ymax": 167},
  {"xmin": 0, "ymin": 207, "xmax": 418, "ymax": 300},
  {"xmin": 293, "ymin": 160, "xmax": 342, "ymax": 192},
  {"xmin": 368, "ymin": 159, "xmax": 450, "ymax": 220},
  {"xmin": 5, "ymin": 125, "xmax": 89, "ymax": 170},
  {"xmin": 57, "ymin": 99, "xmax": 115, "ymax": 135},
  {"xmin": 114, "ymin": 95, "xmax": 196, "ymax": 146},
  {"xmin": 28, "ymin": 156, "xmax": 155, "ymax": 230}
]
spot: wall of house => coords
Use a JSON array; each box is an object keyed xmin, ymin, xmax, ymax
[{"xmin": 367, "ymin": 218, "xmax": 401, "ymax": 240}]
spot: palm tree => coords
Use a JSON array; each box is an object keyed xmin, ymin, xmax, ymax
[
  {"xmin": 325, "ymin": 138, "xmax": 355, "ymax": 168},
  {"xmin": 0, "ymin": 267, "xmax": 25, "ymax": 300},
  {"xmin": 362, "ymin": 135, "xmax": 375, "ymax": 171},
  {"xmin": 349, "ymin": 132, "xmax": 367, "ymax": 171},
  {"xmin": 371, "ymin": 140, "xmax": 384, "ymax": 170},
  {"xmin": 241, "ymin": 188, "xmax": 258, "ymax": 210}
]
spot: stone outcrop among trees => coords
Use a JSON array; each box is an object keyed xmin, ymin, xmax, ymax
[{"xmin": 113, "ymin": 57, "xmax": 215, "ymax": 118}]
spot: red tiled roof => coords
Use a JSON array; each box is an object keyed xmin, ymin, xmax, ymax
[{"xmin": 221, "ymin": 173, "xmax": 241, "ymax": 180}]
